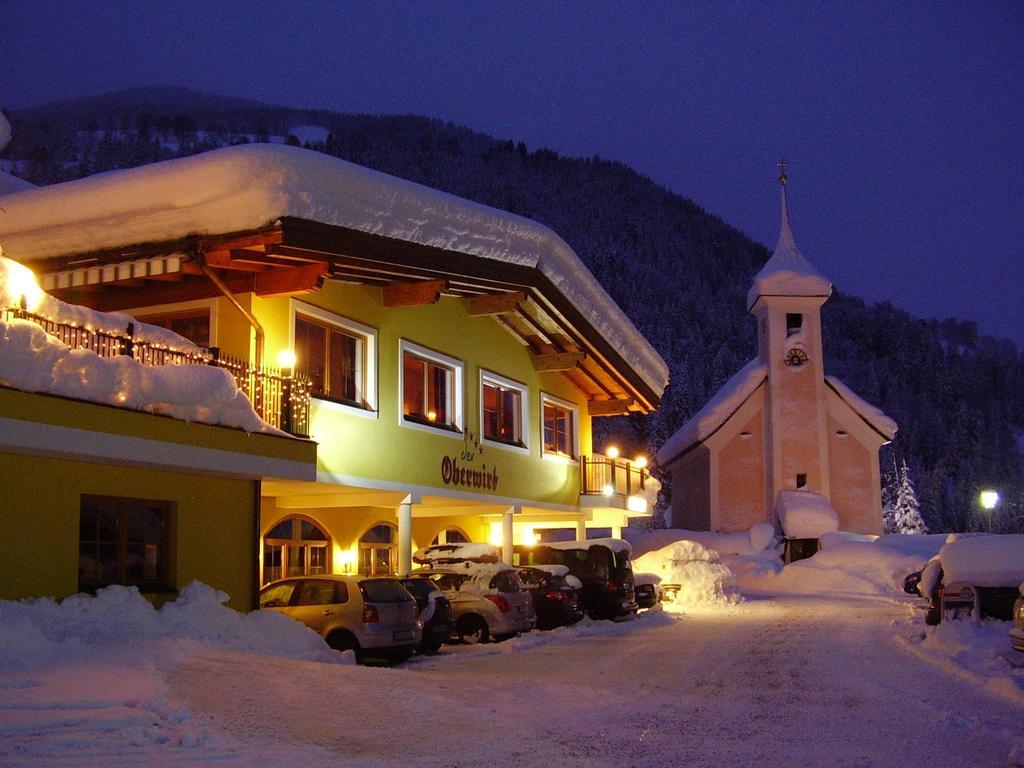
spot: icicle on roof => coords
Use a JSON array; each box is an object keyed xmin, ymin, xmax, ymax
[{"xmin": 746, "ymin": 162, "xmax": 832, "ymax": 310}]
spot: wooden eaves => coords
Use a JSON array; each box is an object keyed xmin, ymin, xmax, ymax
[{"xmin": 31, "ymin": 217, "xmax": 660, "ymax": 413}]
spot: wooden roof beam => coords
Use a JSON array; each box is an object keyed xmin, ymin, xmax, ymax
[
  {"xmin": 254, "ymin": 263, "xmax": 329, "ymax": 297},
  {"xmin": 530, "ymin": 351, "xmax": 586, "ymax": 372},
  {"xmin": 466, "ymin": 291, "xmax": 525, "ymax": 316},
  {"xmin": 588, "ymin": 398, "xmax": 635, "ymax": 417},
  {"xmin": 382, "ymin": 278, "xmax": 449, "ymax": 307}
]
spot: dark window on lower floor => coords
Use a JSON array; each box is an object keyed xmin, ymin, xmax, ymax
[{"xmin": 78, "ymin": 495, "xmax": 173, "ymax": 591}]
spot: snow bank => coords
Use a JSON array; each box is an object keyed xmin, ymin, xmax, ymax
[
  {"xmin": 820, "ymin": 530, "xmax": 877, "ymax": 548},
  {"xmin": 776, "ymin": 490, "xmax": 838, "ymax": 539},
  {"xmin": 938, "ymin": 535, "xmax": 1024, "ymax": 587},
  {"xmin": 0, "ymin": 581, "xmax": 339, "ymax": 671},
  {"xmin": 0, "ymin": 144, "xmax": 668, "ymax": 395},
  {"xmin": 542, "ymin": 537, "xmax": 632, "ymax": 554},
  {"xmin": 741, "ymin": 538, "xmax": 937, "ymax": 596},
  {"xmin": 656, "ymin": 358, "xmax": 766, "ymax": 462},
  {"xmin": 632, "ymin": 540, "xmax": 739, "ymax": 605},
  {"xmin": 626, "ymin": 523, "xmax": 777, "ymax": 558}
]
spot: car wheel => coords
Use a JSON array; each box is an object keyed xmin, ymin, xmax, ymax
[
  {"xmin": 326, "ymin": 631, "xmax": 362, "ymax": 661},
  {"xmin": 387, "ymin": 648, "xmax": 415, "ymax": 664},
  {"xmin": 457, "ymin": 614, "xmax": 489, "ymax": 645}
]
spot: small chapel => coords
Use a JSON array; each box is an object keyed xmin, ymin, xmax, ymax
[{"xmin": 657, "ymin": 167, "xmax": 897, "ymax": 538}]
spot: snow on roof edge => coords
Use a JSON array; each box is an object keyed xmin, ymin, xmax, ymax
[
  {"xmin": 825, "ymin": 376, "xmax": 897, "ymax": 440},
  {"xmin": 0, "ymin": 144, "xmax": 668, "ymax": 396},
  {"xmin": 656, "ymin": 359, "xmax": 767, "ymax": 464}
]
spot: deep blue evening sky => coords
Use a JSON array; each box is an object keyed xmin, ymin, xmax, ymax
[{"xmin": 5, "ymin": 2, "xmax": 1023, "ymax": 346}]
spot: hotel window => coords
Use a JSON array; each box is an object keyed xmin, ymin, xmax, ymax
[
  {"xmin": 542, "ymin": 395, "xmax": 579, "ymax": 459},
  {"xmin": 78, "ymin": 495, "xmax": 172, "ymax": 591},
  {"xmin": 400, "ymin": 340, "xmax": 463, "ymax": 432},
  {"xmin": 481, "ymin": 371, "xmax": 528, "ymax": 451},
  {"xmin": 262, "ymin": 516, "xmax": 331, "ymax": 585},
  {"xmin": 292, "ymin": 304, "xmax": 377, "ymax": 413},
  {"xmin": 359, "ymin": 524, "xmax": 398, "ymax": 576},
  {"xmin": 431, "ymin": 528, "xmax": 470, "ymax": 546}
]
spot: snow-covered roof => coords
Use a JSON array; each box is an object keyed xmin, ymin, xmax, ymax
[
  {"xmin": 413, "ymin": 542, "xmax": 500, "ymax": 565},
  {"xmin": 747, "ymin": 185, "xmax": 831, "ymax": 310},
  {"xmin": 0, "ymin": 172, "xmax": 34, "ymax": 196},
  {"xmin": 826, "ymin": 376, "xmax": 898, "ymax": 440},
  {"xmin": 0, "ymin": 144, "xmax": 668, "ymax": 396},
  {"xmin": 538, "ymin": 537, "xmax": 632, "ymax": 554},
  {"xmin": 776, "ymin": 490, "xmax": 839, "ymax": 539},
  {"xmin": 656, "ymin": 358, "xmax": 767, "ymax": 464}
]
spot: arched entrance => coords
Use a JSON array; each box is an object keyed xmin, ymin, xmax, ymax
[
  {"xmin": 431, "ymin": 527, "xmax": 470, "ymax": 545},
  {"xmin": 262, "ymin": 516, "xmax": 331, "ymax": 585},
  {"xmin": 359, "ymin": 523, "xmax": 398, "ymax": 576}
]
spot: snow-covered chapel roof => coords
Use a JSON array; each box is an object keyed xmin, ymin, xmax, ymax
[
  {"xmin": 746, "ymin": 179, "xmax": 831, "ymax": 310},
  {"xmin": 0, "ymin": 144, "xmax": 668, "ymax": 397}
]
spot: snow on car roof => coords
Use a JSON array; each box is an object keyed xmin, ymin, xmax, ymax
[
  {"xmin": 535, "ymin": 537, "xmax": 632, "ymax": 554},
  {"xmin": 937, "ymin": 534, "xmax": 1024, "ymax": 588},
  {"xmin": 0, "ymin": 144, "xmax": 668, "ymax": 396}
]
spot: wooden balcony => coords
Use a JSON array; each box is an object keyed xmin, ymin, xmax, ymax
[
  {"xmin": 3, "ymin": 306, "xmax": 311, "ymax": 437},
  {"xmin": 580, "ymin": 454, "xmax": 648, "ymax": 502}
]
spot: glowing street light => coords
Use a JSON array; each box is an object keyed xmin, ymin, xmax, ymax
[
  {"xmin": 633, "ymin": 455, "xmax": 648, "ymax": 469},
  {"xmin": 605, "ymin": 445, "xmax": 620, "ymax": 459},
  {"xmin": 980, "ymin": 490, "xmax": 1000, "ymax": 510}
]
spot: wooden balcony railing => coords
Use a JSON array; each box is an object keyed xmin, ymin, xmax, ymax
[
  {"xmin": 580, "ymin": 454, "xmax": 648, "ymax": 500},
  {"xmin": 2, "ymin": 306, "xmax": 311, "ymax": 437}
]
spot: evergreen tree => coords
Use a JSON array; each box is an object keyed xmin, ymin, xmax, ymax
[{"xmin": 891, "ymin": 460, "xmax": 927, "ymax": 534}]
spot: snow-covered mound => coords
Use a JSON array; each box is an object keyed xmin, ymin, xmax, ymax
[
  {"xmin": 632, "ymin": 540, "xmax": 739, "ymax": 606},
  {"xmin": 740, "ymin": 536, "xmax": 942, "ymax": 595},
  {"xmin": 938, "ymin": 534, "xmax": 1024, "ymax": 587},
  {"xmin": 820, "ymin": 530, "xmax": 877, "ymax": 548},
  {"xmin": 627, "ymin": 523, "xmax": 776, "ymax": 558},
  {"xmin": 0, "ymin": 581, "xmax": 340, "ymax": 671},
  {"xmin": 0, "ymin": 143, "xmax": 668, "ymax": 395},
  {"xmin": 776, "ymin": 490, "xmax": 838, "ymax": 539},
  {"xmin": 0, "ymin": 254, "xmax": 278, "ymax": 433},
  {"xmin": 541, "ymin": 537, "xmax": 632, "ymax": 554}
]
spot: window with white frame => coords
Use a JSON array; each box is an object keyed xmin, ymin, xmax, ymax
[
  {"xmin": 480, "ymin": 370, "xmax": 528, "ymax": 450},
  {"xmin": 400, "ymin": 340, "xmax": 463, "ymax": 432},
  {"xmin": 291, "ymin": 303, "xmax": 377, "ymax": 413},
  {"xmin": 542, "ymin": 394, "xmax": 579, "ymax": 459}
]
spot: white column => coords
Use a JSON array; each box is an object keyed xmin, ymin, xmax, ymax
[
  {"xmin": 398, "ymin": 495, "xmax": 414, "ymax": 576},
  {"xmin": 612, "ymin": 524, "xmax": 622, "ymax": 540},
  {"xmin": 502, "ymin": 507, "xmax": 516, "ymax": 565},
  {"xmin": 576, "ymin": 518, "xmax": 586, "ymax": 541}
]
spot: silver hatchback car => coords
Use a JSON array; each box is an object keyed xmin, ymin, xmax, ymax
[
  {"xmin": 417, "ymin": 565, "xmax": 536, "ymax": 644},
  {"xmin": 259, "ymin": 575, "xmax": 421, "ymax": 663}
]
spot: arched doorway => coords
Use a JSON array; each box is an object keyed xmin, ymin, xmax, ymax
[
  {"xmin": 263, "ymin": 516, "xmax": 331, "ymax": 585},
  {"xmin": 359, "ymin": 523, "xmax": 398, "ymax": 576}
]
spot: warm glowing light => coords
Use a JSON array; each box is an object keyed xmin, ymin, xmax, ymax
[
  {"xmin": 427, "ymin": 410, "xmax": 437, "ymax": 422},
  {"xmin": 627, "ymin": 495, "xmax": 648, "ymax": 514},
  {"xmin": 336, "ymin": 548, "xmax": 356, "ymax": 573},
  {"xmin": 633, "ymin": 456, "xmax": 648, "ymax": 469},
  {"xmin": 3, "ymin": 259, "xmax": 45, "ymax": 312},
  {"xmin": 605, "ymin": 445, "xmax": 620, "ymax": 459},
  {"xmin": 488, "ymin": 522, "xmax": 503, "ymax": 547},
  {"xmin": 532, "ymin": 532, "xmax": 542, "ymax": 544},
  {"xmin": 277, "ymin": 349, "xmax": 297, "ymax": 370},
  {"xmin": 603, "ymin": 484, "xmax": 615, "ymax": 497},
  {"xmin": 980, "ymin": 490, "xmax": 1000, "ymax": 510}
]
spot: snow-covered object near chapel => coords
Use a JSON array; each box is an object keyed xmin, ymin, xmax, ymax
[
  {"xmin": 627, "ymin": 523, "xmax": 776, "ymax": 559},
  {"xmin": 0, "ymin": 254, "xmax": 277, "ymax": 433},
  {"xmin": 632, "ymin": 539, "xmax": 739, "ymax": 605},
  {"xmin": 413, "ymin": 542, "xmax": 501, "ymax": 565},
  {"xmin": 776, "ymin": 490, "xmax": 839, "ymax": 539},
  {"xmin": 937, "ymin": 534, "xmax": 1024, "ymax": 587},
  {"xmin": 0, "ymin": 143, "xmax": 668, "ymax": 397}
]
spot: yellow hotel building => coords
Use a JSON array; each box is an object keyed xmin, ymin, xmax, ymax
[{"xmin": 0, "ymin": 144, "xmax": 668, "ymax": 608}]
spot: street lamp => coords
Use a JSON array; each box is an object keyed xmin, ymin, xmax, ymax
[{"xmin": 980, "ymin": 490, "xmax": 999, "ymax": 510}]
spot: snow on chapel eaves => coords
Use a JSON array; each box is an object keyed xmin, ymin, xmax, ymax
[{"xmin": 0, "ymin": 144, "xmax": 668, "ymax": 395}]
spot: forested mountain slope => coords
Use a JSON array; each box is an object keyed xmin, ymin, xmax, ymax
[{"xmin": 3, "ymin": 88, "xmax": 1021, "ymax": 532}]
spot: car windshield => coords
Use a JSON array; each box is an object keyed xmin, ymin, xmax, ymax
[{"xmin": 360, "ymin": 579, "xmax": 412, "ymax": 603}]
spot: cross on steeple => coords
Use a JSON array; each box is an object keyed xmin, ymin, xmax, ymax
[{"xmin": 777, "ymin": 158, "xmax": 788, "ymax": 186}]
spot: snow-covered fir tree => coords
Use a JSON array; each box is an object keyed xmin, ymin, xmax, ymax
[{"xmin": 884, "ymin": 460, "xmax": 927, "ymax": 534}]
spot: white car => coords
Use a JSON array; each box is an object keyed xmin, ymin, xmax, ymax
[{"xmin": 416, "ymin": 563, "xmax": 536, "ymax": 643}]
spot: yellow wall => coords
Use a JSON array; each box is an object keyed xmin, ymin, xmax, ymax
[
  {"xmin": 0, "ymin": 450, "xmax": 257, "ymax": 610},
  {"xmin": 252, "ymin": 283, "xmax": 591, "ymax": 506}
]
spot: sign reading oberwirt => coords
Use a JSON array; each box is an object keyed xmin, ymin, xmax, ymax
[{"xmin": 440, "ymin": 430, "xmax": 499, "ymax": 491}]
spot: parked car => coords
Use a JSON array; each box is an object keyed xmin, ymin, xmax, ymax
[
  {"xmin": 416, "ymin": 564, "xmax": 536, "ymax": 644},
  {"xmin": 1011, "ymin": 586, "xmax": 1023, "ymax": 653},
  {"xmin": 399, "ymin": 575, "xmax": 455, "ymax": 654},
  {"xmin": 516, "ymin": 565, "xmax": 584, "ymax": 630},
  {"xmin": 633, "ymin": 572, "xmax": 662, "ymax": 610},
  {"xmin": 514, "ymin": 539, "xmax": 638, "ymax": 620},
  {"xmin": 259, "ymin": 575, "xmax": 420, "ymax": 663}
]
